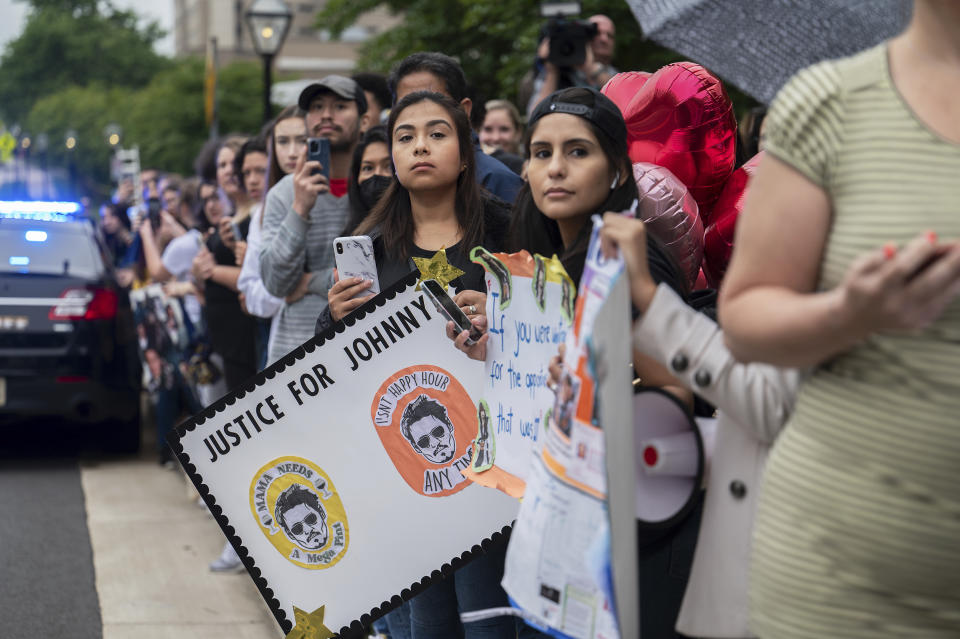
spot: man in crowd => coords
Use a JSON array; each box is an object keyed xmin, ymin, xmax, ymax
[
  {"xmin": 352, "ymin": 71, "xmax": 391, "ymax": 129},
  {"xmin": 260, "ymin": 75, "xmax": 368, "ymax": 363},
  {"xmin": 523, "ymin": 14, "xmax": 618, "ymax": 115},
  {"xmin": 388, "ymin": 52, "xmax": 523, "ymax": 205}
]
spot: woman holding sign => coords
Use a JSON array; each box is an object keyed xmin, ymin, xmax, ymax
[
  {"xmin": 323, "ymin": 91, "xmax": 510, "ymax": 322},
  {"xmin": 449, "ymin": 87, "xmax": 701, "ymax": 637},
  {"xmin": 320, "ymin": 90, "xmax": 517, "ymax": 639},
  {"xmin": 452, "ymin": 87, "xmax": 691, "ymax": 401}
]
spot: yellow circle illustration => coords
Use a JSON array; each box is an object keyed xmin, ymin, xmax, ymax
[{"xmin": 249, "ymin": 456, "xmax": 349, "ymax": 570}]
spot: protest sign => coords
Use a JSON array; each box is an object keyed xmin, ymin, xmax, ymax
[
  {"xmin": 463, "ymin": 248, "xmax": 574, "ymax": 497},
  {"xmin": 501, "ymin": 217, "xmax": 638, "ymax": 639},
  {"xmin": 169, "ymin": 272, "xmax": 519, "ymax": 637},
  {"xmin": 129, "ymin": 284, "xmax": 202, "ymax": 401}
]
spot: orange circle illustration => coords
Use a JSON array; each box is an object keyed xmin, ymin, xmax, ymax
[{"xmin": 371, "ymin": 365, "xmax": 476, "ymax": 497}]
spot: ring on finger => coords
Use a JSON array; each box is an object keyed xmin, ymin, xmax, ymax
[{"xmin": 469, "ymin": 304, "xmax": 477, "ymax": 314}]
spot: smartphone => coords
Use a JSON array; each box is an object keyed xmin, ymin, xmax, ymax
[
  {"xmin": 229, "ymin": 218, "xmax": 245, "ymax": 242},
  {"xmin": 307, "ymin": 137, "xmax": 331, "ymax": 179},
  {"xmin": 334, "ymin": 236, "xmax": 380, "ymax": 298},
  {"xmin": 421, "ymin": 278, "xmax": 485, "ymax": 346},
  {"xmin": 147, "ymin": 197, "xmax": 162, "ymax": 228}
]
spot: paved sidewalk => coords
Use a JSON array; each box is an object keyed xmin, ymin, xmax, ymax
[{"xmin": 80, "ymin": 457, "xmax": 283, "ymax": 639}]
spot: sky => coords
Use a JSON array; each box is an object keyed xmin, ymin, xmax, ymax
[{"xmin": 0, "ymin": 0, "xmax": 176, "ymax": 56}]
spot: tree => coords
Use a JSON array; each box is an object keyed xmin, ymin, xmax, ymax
[
  {"xmin": 23, "ymin": 58, "xmax": 265, "ymax": 198},
  {"xmin": 0, "ymin": 0, "xmax": 168, "ymax": 123},
  {"xmin": 24, "ymin": 85, "xmax": 132, "ymax": 198},
  {"xmin": 316, "ymin": 0, "xmax": 757, "ymax": 119},
  {"xmin": 316, "ymin": 0, "xmax": 682, "ymax": 107},
  {"xmin": 123, "ymin": 58, "xmax": 264, "ymax": 176}
]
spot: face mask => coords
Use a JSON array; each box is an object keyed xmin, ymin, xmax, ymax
[{"xmin": 358, "ymin": 175, "xmax": 392, "ymax": 211}]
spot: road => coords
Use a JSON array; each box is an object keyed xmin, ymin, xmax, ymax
[{"xmin": 0, "ymin": 418, "xmax": 283, "ymax": 639}]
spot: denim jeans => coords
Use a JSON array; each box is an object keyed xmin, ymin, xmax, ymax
[
  {"xmin": 408, "ymin": 542, "xmax": 516, "ymax": 639},
  {"xmin": 378, "ymin": 601, "xmax": 412, "ymax": 639}
]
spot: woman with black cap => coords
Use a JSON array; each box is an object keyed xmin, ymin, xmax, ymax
[{"xmin": 450, "ymin": 86, "xmax": 699, "ymax": 637}]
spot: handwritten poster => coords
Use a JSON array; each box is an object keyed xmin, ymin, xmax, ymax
[
  {"xmin": 464, "ymin": 248, "xmax": 574, "ymax": 497},
  {"xmin": 501, "ymin": 217, "xmax": 638, "ymax": 639},
  {"xmin": 170, "ymin": 273, "xmax": 519, "ymax": 638}
]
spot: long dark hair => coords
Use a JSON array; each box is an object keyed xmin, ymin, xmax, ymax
[
  {"xmin": 508, "ymin": 87, "xmax": 637, "ymax": 284},
  {"xmin": 344, "ymin": 124, "xmax": 389, "ymax": 234},
  {"xmin": 355, "ymin": 91, "xmax": 486, "ymax": 260}
]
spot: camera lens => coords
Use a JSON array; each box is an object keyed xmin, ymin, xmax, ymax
[
  {"xmin": 336, "ymin": 243, "xmax": 343, "ymax": 254},
  {"xmin": 310, "ymin": 140, "xmax": 318, "ymax": 152}
]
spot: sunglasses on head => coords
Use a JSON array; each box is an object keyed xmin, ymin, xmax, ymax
[
  {"xmin": 290, "ymin": 512, "xmax": 319, "ymax": 537},
  {"xmin": 416, "ymin": 425, "xmax": 447, "ymax": 449}
]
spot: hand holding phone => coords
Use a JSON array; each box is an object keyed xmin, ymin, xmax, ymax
[
  {"xmin": 334, "ymin": 236, "xmax": 379, "ymax": 298},
  {"xmin": 422, "ymin": 279, "xmax": 485, "ymax": 346},
  {"xmin": 307, "ymin": 137, "xmax": 331, "ymax": 179}
]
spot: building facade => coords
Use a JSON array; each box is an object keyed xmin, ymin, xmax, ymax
[{"xmin": 173, "ymin": 0, "xmax": 399, "ymax": 80}]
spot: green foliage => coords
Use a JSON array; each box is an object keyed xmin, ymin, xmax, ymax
[
  {"xmin": 317, "ymin": 0, "xmax": 678, "ymax": 106},
  {"xmin": 23, "ymin": 58, "xmax": 264, "ymax": 198},
  {"xmin": 24, "ymin": 86, "xmax": 132, "ymax": 197},
  {"xmin": 123, "ymin": 58, "xmax": 263, "ymax": 176},
  {"xmin": 317, "ymin": 0, "xmax": 759, "ymax": 119},
  {"xmin": 0, "ymin": 1, "xmax": 168, "ymax": 123}
]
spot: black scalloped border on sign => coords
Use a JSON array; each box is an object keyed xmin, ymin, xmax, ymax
[{"xmin": 167, "ymin": 270, "xmax": 514, "ymax": 636}]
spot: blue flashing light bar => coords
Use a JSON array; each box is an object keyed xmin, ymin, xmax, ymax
[
  {"xmin": 0, "ymin": 201, "xmax": 82, "ymax": 222},
  {"xmin": 10, "ymin": 256, "xmax": 30, "ymax": 266},
  {"xmin": 25, "ymin": 230, "xmax": 48, "ymax": 242}
]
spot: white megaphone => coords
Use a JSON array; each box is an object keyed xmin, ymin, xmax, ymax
[{"xmin": 633, "ymin": 386, "xmax": 714, "ymax": 537}]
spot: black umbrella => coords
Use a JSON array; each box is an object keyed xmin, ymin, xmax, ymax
[{"xmin": 627, "ymin": 0, "xmax": 913, "ymax": 103}]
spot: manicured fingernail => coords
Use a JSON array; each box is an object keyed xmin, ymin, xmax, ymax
[
  {"xmin": 883, "ymin": 243, "xmax": 896, "ymax": 259},
  {"xmin": 926, "ymin": 230, "xmax": 938, "ymax": 244}
]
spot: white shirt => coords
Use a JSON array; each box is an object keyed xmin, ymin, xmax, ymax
[{"xmin": 237, "ymin": 203, "xmax": 283, "ymax": 319}]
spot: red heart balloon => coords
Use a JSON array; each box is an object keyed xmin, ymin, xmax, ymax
[
  {"xmin": 619, "ymin": 63, "xmax": 737, "ymax": 218},
  {"xmin": 601, "ymin": 71, "xmax": 650, "ymax": 112},
  {"xmin": 703, "ymin": 152, "xmax": 764, "ymax": 288},
  {"xmin": 632, "ymin": 162, "xmax": 704, "ymax": 292}
]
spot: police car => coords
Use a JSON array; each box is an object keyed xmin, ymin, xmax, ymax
[{"xmin": 0, "ymin": 201, "xmax": 141, "ymax": 452}]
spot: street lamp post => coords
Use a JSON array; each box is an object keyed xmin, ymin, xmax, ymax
[
  {"xmin": 244, "ymin": 0, "xmax": 293, "ymax": 124},
  {"xmin": 65, "ymin": 128, "xmax": 78, "ymax": 195}
]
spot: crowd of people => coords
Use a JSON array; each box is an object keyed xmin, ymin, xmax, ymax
[{"xmin": 89, "ymin": 3, "xmax": 960, "ymax": 637}]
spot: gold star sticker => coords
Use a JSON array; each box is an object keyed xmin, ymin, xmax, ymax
[
  {"xmin": 412, "ymin": 247, "xmax": 465, "ymax": 291},
  {"xmin": 287, "ymin": 605, "xmax": 335, "ymax": 639},
  {"xmin": 542, "ymin": 254, "xmax": 574, "ymax": 287}
]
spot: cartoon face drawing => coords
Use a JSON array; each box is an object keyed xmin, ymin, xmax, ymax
[
  {"xmin": 561, "ymin": 277, "xmax": 574, "ymax": 320},
  {"xmin": 474, "ymin": 249, "xmax": 512, "ymax": 307},
  {"xmin": 401, "ymin": 395, "xmax": 456, "ymax": 464},
  {"xmin": 275, "ymin": 485, "xmax": 329, "ymax": 550}
]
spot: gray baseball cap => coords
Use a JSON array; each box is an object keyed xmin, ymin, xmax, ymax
[{"xmin": 297, "ymin": 75, "xmax": 368, "ymax": 115}]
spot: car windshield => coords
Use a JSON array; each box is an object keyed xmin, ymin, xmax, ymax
[{"xmin": 0, "ymin": 224, "xmax": 101, "ymax": 279}]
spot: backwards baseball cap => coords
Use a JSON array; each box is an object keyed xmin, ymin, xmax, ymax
[
  {"xmin": 298, "ymin": 75, "xmax": 368, "ymax": 115},
  {"xmin": 528, "ymin": 87, "xmax": 626, "ymax": 146}
]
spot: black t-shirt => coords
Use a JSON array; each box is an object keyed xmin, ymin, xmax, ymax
[
  {"xmin": 372, "ymin": 197, "xmax": 511, "ymax": 295},
  {"xmin": 202, "ymin": 217, "xmax": 256, "ymax": 375}
]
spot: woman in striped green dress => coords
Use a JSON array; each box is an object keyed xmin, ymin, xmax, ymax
[{"xmin": 718, "ymin": 1, "xmax": 960, "ymax": 636}]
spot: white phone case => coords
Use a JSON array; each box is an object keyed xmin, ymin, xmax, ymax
[{"xmin": 334, "ymin": 236, "xmax": 380, "ymax": 297}]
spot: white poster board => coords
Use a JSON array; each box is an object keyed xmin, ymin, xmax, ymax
[
  {"xmin": 501, "ymin": 218, "xmax": 638, "ymax": 639},
  {"xmin": 170, "ymin": 273, "xmax": 519, "ymax": 637},
  {"xmin": 464, "ymin": 249, "xmax": 573, "ymax": 497}
]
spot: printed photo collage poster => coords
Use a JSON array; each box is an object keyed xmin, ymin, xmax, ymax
[
  {"xmin": 169, "ymin": 268, "xmax": 520, "ymax": 638},
  {"xmin": 501, "ymin": 217, "xmax": 639, "ymax": 639},
  {"xmin": 130, "ymin": 284, "xmax": 200, "ymax": 404}
]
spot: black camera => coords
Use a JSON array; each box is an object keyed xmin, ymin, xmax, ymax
[{"xmin": 546, "ymin": 18, "xmax": 598, "ymax": 69}]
